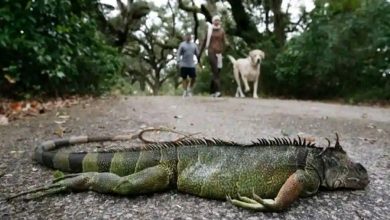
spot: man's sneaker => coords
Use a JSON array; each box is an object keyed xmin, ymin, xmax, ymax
[
  {"xmin": 187, "ymin": 89, "xmax": 193, "ymax": 97},
  {"xmin": 182, "ymin": 90, "xmax": 188, "ymax": 97},
  {"xmin": 213, "ymin": 91, "xmax": 221, "ymax": 97}
]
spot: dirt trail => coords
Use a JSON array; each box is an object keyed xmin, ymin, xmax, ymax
[{"xmin": 0, "ymin": 96, "xmax": 389, "ymax": 219}]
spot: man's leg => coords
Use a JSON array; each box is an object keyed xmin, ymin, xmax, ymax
[
  {"xmin": 182, "ymin": 78, "xmax": 188, "ymax": 90},
  {"xmin": 181, "ymin": 68, "xmax": 189, "ymax": 97},
  {"xmin": 187, "ymin": 68, "xmax": 196, "ymax": 96}
]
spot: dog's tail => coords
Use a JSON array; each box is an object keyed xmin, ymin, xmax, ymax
[
  {"xmin": 227, "ymin": 55, "xmax": 236, "ymax": 64},
  {"xmin": 228, "ymin": 55, "xmax": 242, "ymax": 92}
]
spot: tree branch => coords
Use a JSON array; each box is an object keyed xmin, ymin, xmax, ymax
[
  {"xmin": 225, "ymin": 0, "xmax": 263, "ymax": 44},
  {"xmin": 190, "ymin": 0, "xmax": 199, "ymax": 41},
  {"xmin": 177, "ymin": 0, "xmax": 212, "ymax": 22}
]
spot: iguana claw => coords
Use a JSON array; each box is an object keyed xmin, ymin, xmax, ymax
[
  {"xmin": 252, "ymin": 188, "xmax": 279, "ymax": 210},
  {"xmin": 237, "ymin": 192, "xmax": 258, "ymax": 204},
  {"xmin": 6, "ymin": 173, "xmax": 92, "ymax": 201},
  {"xmin": 226, "ymin": 191, "xmax": 266, "ymax": 211},
  {"xmin": 226, "ymin": 194, "xmax": 232, "ymax": 202}
]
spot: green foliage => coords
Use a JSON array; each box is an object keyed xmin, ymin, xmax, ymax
[
  {"xmin": 274, "ymin": 0, "xmax": 390, "ymax": 101},
  {"xmin": 1, "ymin": 0, "xmax": 388, "ymax": 103},
  {"xmin": 0, "ymin": 0, "xmax": 120, "ymax": 98}
]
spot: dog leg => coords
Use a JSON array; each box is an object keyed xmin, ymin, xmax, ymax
[
  {"xmin": 253, "ymin": 75, "xmax": 259, "ymax": 98},
  {"xmin": 242, "ymin": 77, "xmax": 250, "ymax": 93},
  {"xmin": 233, "ymin": 66, "xmax": 245, "ymax": 98},
  {"xmin": 235, "ymin": 88, "xmax": 240, "ymax": 97}
]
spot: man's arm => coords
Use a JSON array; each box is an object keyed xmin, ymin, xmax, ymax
[{"xmin": 176, "ymin": 43, "xmax": 183, "ymax": 64}]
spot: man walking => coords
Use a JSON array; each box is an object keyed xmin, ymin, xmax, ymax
[{"xmin": 177, "ymin": 33, "xmax": 199, "ymax": 97}]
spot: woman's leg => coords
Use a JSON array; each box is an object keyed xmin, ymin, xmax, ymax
[{"xmin": 208, "ymin": 51, "xmax": 220, "ymax": 94}]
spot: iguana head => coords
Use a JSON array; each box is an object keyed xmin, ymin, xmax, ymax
[{"xmin": 320, "ymin": 135, "xmax": 369, "ymax": 190}]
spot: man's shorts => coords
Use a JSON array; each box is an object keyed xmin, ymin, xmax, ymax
[{"xmin": 180, "ymin": 67, "xmax": 196, "ymax": 79}]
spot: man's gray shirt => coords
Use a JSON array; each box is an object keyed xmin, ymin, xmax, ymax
[{"xmin": 177, "ymin": 41, "xmax": 199, "ymax": 68}]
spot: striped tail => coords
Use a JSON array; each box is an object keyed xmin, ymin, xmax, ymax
[{"xmin": 33, "ymin": 135, "xmax": 152, "ymax": 175}]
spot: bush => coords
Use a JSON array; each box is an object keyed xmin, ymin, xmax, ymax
[
  {"xmin": 0, "ymin": 0, "xmax": 121, "ymax": 98},
  {"xmin": 274, "ymin": 0, "xmax": 390, "ymax": 101}
]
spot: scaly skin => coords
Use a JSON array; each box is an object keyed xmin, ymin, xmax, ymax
[{"xmin": 8, "ymin": 135, "xmax": 369, "ymax": 212}]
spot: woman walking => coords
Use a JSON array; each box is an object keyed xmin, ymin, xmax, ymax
[{"xmin": 200, "ymin": 15, "xmax": 229, "ymax": 97}]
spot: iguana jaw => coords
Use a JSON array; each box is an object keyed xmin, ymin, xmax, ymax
[{"xmin": 322, "ymin": 159, "xmax": 369, "ymax": 190}]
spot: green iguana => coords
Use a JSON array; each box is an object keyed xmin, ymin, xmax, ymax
[{"xmin": 7, "ymin": 133, "xmax": 369, "ymax": 212}]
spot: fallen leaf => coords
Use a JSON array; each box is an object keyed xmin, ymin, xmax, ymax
[
  {"xmin": 10, "ymin": 102, "xmax": 22, "ymax": 112},
  {"xmin": 54, "ymin": 126, "xmax": 65, "ymax": 137},
  {"xmin": 26, "ymin": 108, "xmax": 39, "ymax": 116},
  {"xmin": 58, "ymin": 115, "xmax": 70, "ymax": 120},
  {"xmin": 304, "ymin": 136, "xmax": 316, "ymax": 142},
  {"xmin": 297, "ymin": 132, "xmax": 316, "ymax": 142},
  {"xmin": 4, "ymin": 74, "xmax": 16, "ymax": 83},
  {"xmin": 54, "ymin": 120, "xmax": 67, "ymax": 124},
  {"xmin": 0, "ymin": 115, "xmax": 8, "ymax": 125}
]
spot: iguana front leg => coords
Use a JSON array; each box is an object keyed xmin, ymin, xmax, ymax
[
  {"xmin": 228, "ymin": 169, "xmax": 320, "ymax": 212},
  {"xmin": 7, "ymin": 165, "xmax": 173, "ymax": 200}
]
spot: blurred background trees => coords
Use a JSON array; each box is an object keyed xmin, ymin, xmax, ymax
[{"xmin": 0, "ymin": 0, "xmax": 389, "ymax": 102}]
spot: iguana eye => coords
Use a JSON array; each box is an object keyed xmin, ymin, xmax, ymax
[{"xmin": 327, "ymin": 158, "xmax": 339, "ymax": 167}]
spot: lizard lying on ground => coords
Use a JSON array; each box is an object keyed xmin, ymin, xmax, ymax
[{"xmin": 7, "ymin": 133, "xmax": 369, "ymax": 212}]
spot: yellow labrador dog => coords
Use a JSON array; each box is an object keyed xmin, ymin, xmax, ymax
[{"xmin": 228, "ymin": 50, "xmax": 265, "ymax": 98}]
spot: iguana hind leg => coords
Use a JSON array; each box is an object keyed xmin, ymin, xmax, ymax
[
  {"xmin": 227, "ymin": 169, "xmax": 320, "ymax": 212},
  {"xmin": 8, "ymin": 165, "xmax": 173, "ymax": 200}
]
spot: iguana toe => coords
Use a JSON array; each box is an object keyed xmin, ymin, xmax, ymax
[
  {"xmin": 237, "ymin": 193, "xmax": 258, "ymax": 204},
  {"xmin": 227, "ymin": 192, "xmax": 266, "ymax": 210}
]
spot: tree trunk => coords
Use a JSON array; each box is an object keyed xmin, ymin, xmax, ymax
[
  {"xmin": 271, "ymin": 0, "xmax": 286, "ymax": 47},
  {"xmin": 153, "ymin": 69, "xmax": 160, "ymax": 96},
  {"xmin": 152, "ymin": 84, "xmax": 159, "ymax": 95},
  {"xmin": 263, "ymin": 0, "xmax": 271, "ymax": 33},
  {"xmin": 225, "ymin": 0, "xmax": 263, "ymax": 45}
]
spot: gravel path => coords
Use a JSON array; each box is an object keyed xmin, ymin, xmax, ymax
[{"xmin": 0, "ymin": 96, "xmax": 389, "ymax": 219}]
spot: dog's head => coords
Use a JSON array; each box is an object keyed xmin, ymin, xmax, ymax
[{"xmin": 249, "ymin": 50, "xmax": 265, "ymax": 66}]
